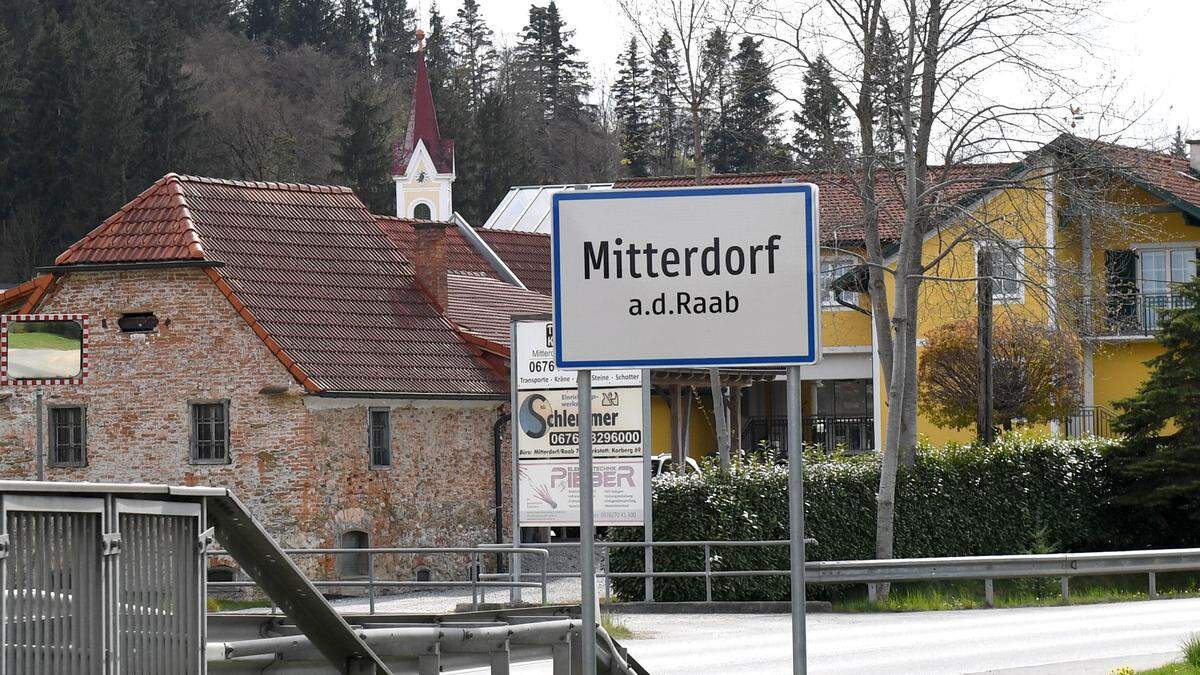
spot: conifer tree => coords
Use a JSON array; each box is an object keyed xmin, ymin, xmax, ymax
[
  {"xmin": 133, "ymin": 11, "xmax": 205, "ymax": 185},
  {"xmin": 246, "ymin": 0, "xmax": 282, "ymax": 41},
  {"xmin": 280, "ymin": 0, "xmax": 334, "ymax": 49},
  {"xmin": 1170, "ymin": 126, "xmax": 1188, "ymax": 160},
  {"xmin": 726, "ymin": 36, "xmax": 784, "ymax": 172},
  {"xmin": 1110, "ymin": 274, "xmax": 1200, "ymax": 543},
  {"xmin": 870, "ymin": 19, "xmax": 906, "ymax": 161},
  {"xmin": 648, "ymin": 30, "xmax": 680, "ymax": 175},
  {"xmin": 0, "ymin": 24, "xmax": 25, "ymax": 204},
  {"xmin": 424, "ymin": 2, "xmax": 452, "ymax": 105},
  {"xmin": 74, "ymin": 3, "xmax": 142, "ymax": 228},
  {"xmin": 517, "ymin": 1, "xmax": 589, "ymax": 122},
  {"xmin": 701, "ymin": 29, "xmax": 737, "ymax": 174},
  {"xmin": 333, "ymin": 85, "xmax": 394, "ymax": 213},
  {"xmin": 793, "ymin": 53, "xmax": 853, "ymax": 169},
  {"xmin": 371, "ymin": 0, "xmax": 416, "ymax": 85},
  {"xmin": 334, "ymin": 0, "xmax": 372, "ymax": 66},
  {"xmin": 613, "ymin": 37, "xmax": 650, "ymax": 176},
  {"xmin": 451, "ymin": 0, "xmax": 496, "ymax": 111},
  {"xmin": 20, "ymin": 12, "xmax": 79, "ymax": 240}
]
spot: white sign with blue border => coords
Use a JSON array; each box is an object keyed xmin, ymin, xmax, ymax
[{"xmin": 552, "ymin": 183, "xmax": 821, "ymax": 369}]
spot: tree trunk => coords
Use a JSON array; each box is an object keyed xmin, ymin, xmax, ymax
[{"xmin": 710, "ymin": 368, "xmax": 731, "ymax": 470}]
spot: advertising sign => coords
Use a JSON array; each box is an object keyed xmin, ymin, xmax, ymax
[
  {"xmin": 517, "ymin": 388, "xmax": 643, "ymax": 459},
  {"xmin": 518, "ymin": 459, "xmax": 644, "ymax": 527},
  {"xmin": 513, "ymin": 318, "xmax": 646, "ymax": 527},
  {"xmin": 551, "ymin": 184, "xmax": 821, "ymax": 369},
  {"xmin": 514, "ymin": 320, "xmax": 640, "ymax": 390}
]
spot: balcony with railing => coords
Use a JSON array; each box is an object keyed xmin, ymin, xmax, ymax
[
  {"xmin": 742, "ymin": 415, "xmax": 875, "ymax": 456},
  {"xmin": 1061, "ymin": 406, "xmax": 1117, "ymax": 439},
  {"xmin": 1081, "ymin": 293, "xmax": 1192, "ymax": 338}
]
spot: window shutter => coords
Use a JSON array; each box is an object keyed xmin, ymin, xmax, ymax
[{"xmin": 1104, "ymin": 250, "xmax": 1137, "ymax": 325}]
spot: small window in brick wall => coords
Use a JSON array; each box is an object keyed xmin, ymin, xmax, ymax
[
  {"xmin": 49, "ymin": 406, "xmax": 86, "ymax": 467},
  {"xmin": 191, "ymin": 401, "xmax": 231, "ymax": 464},
  {"xmin": 369, "ymin": 408, "xmax": 392, "ymax": 468},
  {"xmin": 118, "ymin": 312, "xmax": 158, "ymax": 333}
]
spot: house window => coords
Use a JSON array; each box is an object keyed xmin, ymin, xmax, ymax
[
  {"xmin": 1138, "ymin": 247, "xmax": 1196, "ymax": 295},
  {"xmin": 368, "ymin": 408, "xmax": 391, "ymax": 468},
  {"xmin": 820, "ymin": 258, "xmax": 856, "ymax": 307},
  {"xmin": 190, "ymin": 401, "xmax": 230, "ymax": 464},
  {"xmin": 49, "ymin": 406, "xmax": 86, "ymax": 467},
  {"xmin": 338, "ymin": 530, "xmax": 370, "ymax": 578},
  {"xmin": 413, "ymin": 202, "xmax": 432, "ymax": 220},
  {"xmin": 977, "ymin": 243, "xmax": 1024, "ymax": 302}
]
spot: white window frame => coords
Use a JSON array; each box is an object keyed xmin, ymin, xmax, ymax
[
  {"xmin": 820, "ymin": 257, "xmax": 857, "ymax": 310},
  {"xmin": 976, "ymin": 240, "xmax": 1025, "ymax": 304},
  {"xmin": 1131, "ymin": 242, "xmax": 1197, "ymax": 295}
]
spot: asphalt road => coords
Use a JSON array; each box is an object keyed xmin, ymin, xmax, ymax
[{"xmin": 612, "ymin": 598, "xmax": 1200, "ymax": 674}]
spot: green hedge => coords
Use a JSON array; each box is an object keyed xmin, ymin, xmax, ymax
[{"xmin": 606, "ymin": 436, "xmax": 1120, "ymax": 602}]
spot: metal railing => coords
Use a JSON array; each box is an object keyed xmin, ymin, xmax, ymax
[
  {"xmin": 206, "ymin": 546, "xmax": 549, "ymax": 613},
  {"xmin": 484, "ymin": 539, "xmax": 798, "ymax": 604},
  {"xmin": 1062, "ymin": 405, "xmax": 1117, "ymax": 439},
  {"xmin": 743, "ymin": 416, "xmax": 875, "ymax": 454},
  {"xmin": 495, "ymin": 540, "xmax": 1200, "ymax": 608},
  {"xmin": 1083, "ymin": 292, "xmax": 1193, "ymax": 337}
]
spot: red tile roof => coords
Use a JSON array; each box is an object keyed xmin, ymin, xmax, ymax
[
  {"xmin": 0, "ymin": 275, "xmax": 54, "ymax": 314},
  {"xmin": 376, "ymin": 217, "xmax": 499, "ymax": 280},
  {"xmin": 56, "ymin": 178, "xmax": 206, "ymax": 264},
  {"xmin": 476, "ymin": 229, "xmax": 553, "ymax": 295},
  {"xmin": 393, "ymin": 46, "xmax": 453, "ymax": 175},
  {"xmin": 52, "ymin": 174, "xmax": 504, "ymax": 396},
  {"xmin": 614, "ymin": 164, "xmax": 1014, "ymax": 243},
  {"xmin": 446, "ymin": 274, "xmax": 551, "ymax": 346},
  {"xmin": 1067, "ymin": 138, "xmax": 1200, "ymax": 213}
]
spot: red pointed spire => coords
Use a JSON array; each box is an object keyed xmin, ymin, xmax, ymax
[{"xmin": 394, "ymin": 36, "xmax": 454, "ymax": 176}]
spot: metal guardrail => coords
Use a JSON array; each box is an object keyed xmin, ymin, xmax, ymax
[
  {"xmin": 491, "ymin": 541, "xmax": 1200, "ymax": 607},
  {"xmin": 207, "ymin": 546, "xmax": 550, "ymax": 613}
]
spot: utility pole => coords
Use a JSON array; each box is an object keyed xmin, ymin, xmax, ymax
[{"xmin": 977, "ymin": 250, "xmax": 995, "ymax": 444}]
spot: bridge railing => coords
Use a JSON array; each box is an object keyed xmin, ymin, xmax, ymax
[{"xmin": 206, "ymin": 545, "xmax": 549, "ymax": 614}]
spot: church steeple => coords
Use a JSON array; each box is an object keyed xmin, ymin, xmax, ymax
[{"xmin": 393, "ymin": 30, "xmax": 455, "ymax": 220}]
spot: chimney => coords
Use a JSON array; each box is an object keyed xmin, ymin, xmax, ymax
[
  {"xmin": 1188, "ymin": 139, "xmax": 1200, "ymax": 174},
  {"xmin": 412, "ymin": 221, "xmax": 449, "ymax": 309}
]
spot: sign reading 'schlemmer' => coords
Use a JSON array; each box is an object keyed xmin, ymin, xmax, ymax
[{"xmin": 552, "ymin": 184, "xmax": 821, "ymax": 369}]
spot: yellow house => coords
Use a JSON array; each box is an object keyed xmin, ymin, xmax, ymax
[{"xmin": 592, "ymin": 136, "xmax": 1197, "ymax": 456}]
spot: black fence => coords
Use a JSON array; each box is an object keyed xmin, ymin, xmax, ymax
[
  {"xmin": 1084, "ymin": 293, "xmax": 1192, "ymax": 337},
  {"xmin": 742, "ymin": 415, "xmax": 875, "ymax": 456},
  {"xmin": 1062, "ymin": 406, "xmax": 1116, "ymax": 439}
]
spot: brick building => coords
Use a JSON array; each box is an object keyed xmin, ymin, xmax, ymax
[{"xmin": 0, "ymin": 40, "xmax": 550, "ymax": 578}]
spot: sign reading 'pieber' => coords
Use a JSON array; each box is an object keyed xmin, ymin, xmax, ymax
[{"xmin": 552, "ymin": 184, "xmax": 821, "ymax": 369}]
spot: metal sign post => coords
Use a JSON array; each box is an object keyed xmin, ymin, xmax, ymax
[
  {"xmin": 577, "ymin": 370, "xmax": 597, "ymax": 674},
  {"xmin": 787, "ymin": 365, "xmax": 807, "ymax": 673}
]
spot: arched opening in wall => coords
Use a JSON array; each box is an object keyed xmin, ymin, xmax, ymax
[
  {"xmin": 337, "ymin": 530, "xmax": 370, "ymax": 578},
  {"xmin": 413, "ymin": 202, "xmax": 432, "ymax": 220},
  {"xmin": 207, "ymin": 566, "xmax": 236, "ymax": 584},
  {"xmin": 414, "ymin": 567, "xmax": 432, "ymax": 582}
]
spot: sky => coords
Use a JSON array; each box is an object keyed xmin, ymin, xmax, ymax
[{"xmin": 426, "ymin": 0, "xmax": 1198, "ymax": 147}]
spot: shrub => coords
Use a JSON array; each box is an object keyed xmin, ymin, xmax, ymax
[{"xmin": 606, "ymin": 435, "xmax": 1119, "ymax": 602}]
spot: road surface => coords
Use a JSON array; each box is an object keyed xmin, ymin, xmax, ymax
[{"xmin": 613, "ymin": 598, "xmax": 1200, "ymax": 674}]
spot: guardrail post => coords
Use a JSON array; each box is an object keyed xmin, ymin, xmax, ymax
[
  {"xmin": 1149, "ymin": 572, "xmax": 1157, "ymax": 599},
  {"xmin": 552, "ymin": 635, "xmax": 572, "ymax": 675},
  {"xmin": 472, "ymin": 553, "xmax": 480, "ymax": 610},
  {"xmin": 645, "ymin": 542, "xmax": 655, "ymax": 603},
  {"xmin": 983, "ymin": 578, "xmax": 994, "ymax": 607},
  {"xmin": 418, "ymin": 647, "xmax": 440, "ymax": 675},
  {"xmin": 704, "ymin": 543, "xmax": 713, "ymax": 603},
  {"xmin": 367, "ymin": 550, "xmax": 376, "ymax": 615},
  {"xmin": 490, "ymin": 641, "xmax": 511, "ymax": 675},
  {"xmin": 1060, "ymin": 577, "xmax": 1070, "ymax": 603},
  {"xmin": 542, "ymin": 552, "xmax": 549, "ymax": 606}
]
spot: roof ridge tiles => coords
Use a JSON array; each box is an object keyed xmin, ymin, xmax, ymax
[{"xmin": 173, "ymin": 173, "xmax": 356, "ymax": 194}]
